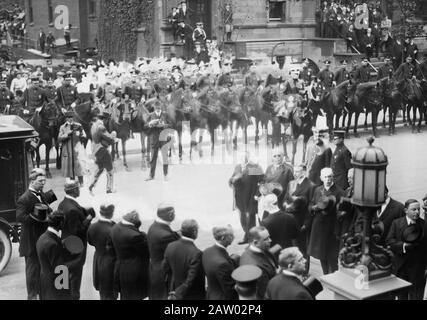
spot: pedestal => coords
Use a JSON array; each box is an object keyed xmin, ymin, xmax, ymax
[{"xmin": 319, "ymin": 268, "xmax": 412, "ymax": 300}]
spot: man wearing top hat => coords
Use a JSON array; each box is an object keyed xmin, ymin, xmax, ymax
[
  {"xmin": 16, "ymin": 168, "xmax": 56, "ymax": 300},
  {"xmin": 36, "ymin": 211, "xmax": 81, "ymax": 300},
  {"xmin": 307, "ymin": 167, "xmax": 344, "ymax": 275},
  {"xmin": 58, "ymin": 111, "xmax": 86, "ymax": 185},
  {"xmin": 334, "ymin": 60, "xmax": 350, "ymax": 85},
  {"xmin": 87, "ymin": 204, "xmax": 118, "ymax": 300},
  {"xmin": 330, "ymin": 130, "xmax": 352, "ymax": 190},
  {"xmin": 147, "ymin": 204, "xmax": 181, "ymax": 300},
  {"xmin": 265, "ymin": 247, "xmax": 313, "ymax": 300},
  {"xmin": 58, "ymin": 180, "xmax": 95, "ymax": 300},
  {"xmin": 377, "ymin": 56, "xmax": 394, "ymax": 80},
  {"xmin": 386, "ymin": 199, "xmax": 427, "ymax": 300},
  {"xmin": 353, "ymin": 57, "xmax": 371, "ymax": 84}
]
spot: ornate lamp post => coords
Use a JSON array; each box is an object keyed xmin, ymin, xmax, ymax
[{"xmin": 319, "ymin": 138, "xmax": 412, "ymax": 300}]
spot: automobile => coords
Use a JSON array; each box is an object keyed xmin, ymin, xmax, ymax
[{"xmin": 0, "ymin": 116, "xmax": 38, "ymax": 273}]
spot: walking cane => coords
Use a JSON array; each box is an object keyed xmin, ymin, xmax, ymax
[{"xmin": 70, "ymin": 126, "xmax": 75, "ymax": 180}]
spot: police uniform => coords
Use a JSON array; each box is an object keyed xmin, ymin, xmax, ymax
[
  {"xmin": 334, "ymin": 62, "xmax": 350, "ymax": 85},
  {"xmin": 124, "ymin": 81, "xmax": 144, "ymax": 103},
  {"xmin": 44, "ymin": 83, "xmax": 58, "ymax": 102},
  {"xmin": 23, "ymin": 81, "xmax": 47, "ymax": 115},
  {"xmin": 299, "ymin": 66, "xmax": 314, "ymax": 83},
  {"xmin": 377, "ymin": 62, "xmax": 395, "ymax": 80},
  {"xmin": 57, "ymin": 80, "xmax": 79, "ymax": 110},
  {"xmin": 231, "ymin": 265, "xmax": 262, "ymax": 300},
  {"xmin": 330, "ymin": 131, "xmax": 353, "ymax": 190},
  {"xmin": 353, "ymin": 64, "xmax": 371, "ymax": 83},
  {"xmin": 317, "ymin": 64, "xmax": 334, "ymax": 89}
]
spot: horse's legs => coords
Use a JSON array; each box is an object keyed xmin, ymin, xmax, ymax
[
  {"xmin": 44, "ymin": 144, "xmax": 52, "ymax": 179},
  {"xmin": 35, "ymin": 147, "xmax": 41, "ymax": 169},
  {"xmin": 255, "ymin": 119, "xmax": 260, "ymax": 146},
  {"xmin": 341, "ymin": 110, "xmax": 347, "ymax": 128},
  {"xmin": 402, "ymin": 103, "xmax": 407, "ymax": 125},
  {"xmin": 139, "ymin": 132, "xmax": 147, "ymax": 170},
  {"xmin": 388, "ymin": 106, "xmax": 393, "ymax": 135},
  {"xmin": 178, "ymin": 129, "xmax": 183, "ymax": 161},
  {"xmin": 353, "ymin": 113, "xmax": 360, "ymax": 138},
  {"xmin": 291, "ymin": 138, "xmax": 297, "ymax": 165},
  {"xmin": 345, "ymin": 111, "xmax": 353, "ymax": 138},
  {"xmin": 407, "ymin": 104, "xmax": 413, "ymax": 127},
  {"xmin": 372, "ymin": 109, "xmax": 379, "ymax": 138},
  {"xmin": 382, "ymin": 105, "xmax": 387, "ymax": 128},
  {"xmin": 364, "ymin": 111, "xmax": 369, "ymax": 131},
  {"xmin": 334, "ymin": 113, "xmax": 341, "ymax": 130},
  {"xmin": 302, "ymin": 140, "xmax": 308, "ymax": 164}
]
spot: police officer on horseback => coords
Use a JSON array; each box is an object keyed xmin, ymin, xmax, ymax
[
  {"xmin": 299, "ymin": 58, "xmax": 314, "ymax": 84},
  {"xmin": 353, "ymin": 57, "xmax": 371, "ymax": 84},
  {"xmin": 377, "ymin": 56, "xmax": 395, "ymax": 80},
  {"xmin": 56, "ymin": 75, "xmax": 79, "ymax": 111},
  {"xmin": 395, "ymin": 55, "xmax": 416, "ymax": 82},
  {"xmin": 23, "ymin": 76, "xmax": 47, "ymax": 121},
  {"xmin": 334, "ymin": 60, "xmax": 350, "ymax": 85},
  {"xmin": 317, "ymin": 60, "xmax": 335, "ymax": 101}
]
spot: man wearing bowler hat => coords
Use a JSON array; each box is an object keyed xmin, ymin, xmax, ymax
[
  {"xmin": 386, "ymin": 199, "xmax": 427, "ymax": 300},
  {"xmin": 58, "ymin": 180, "xmax": 95, "ymax": 300},
  {"xmin": 16, "ymin": 168, "xmax": 56, "ymax": 299},
  {"xmin": 231, "ymin": 265, "xmax": 262, "ymax": 300},
  {"xmin": 331, "ymin": 130, "xmax": 352, "ymax": 190},
  {"xmin": 307, "ymin": 167, "xmax": 344, "ymax": 275}
]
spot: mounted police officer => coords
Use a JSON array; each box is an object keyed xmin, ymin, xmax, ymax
[
  {"xmin": 377, "ymin": 56, "xmax": 395, "ymax": 80},
  {"xmin": 44, "ymin": 79, "xmax": 58, "ymax": 103},
  {"xmin": 53, "ymin": 71, "xmax": 65, "ymax": 89},
  {"xmin": 124, "ymin": 72, "xmax": 145, "ymax": 104},
  {"xmin": 353, "ymin": 57, "xmax": 371, "ymax": 84},
  {"xmin": 23, "ymin": 76, "xmax": 47, "ymax": 120},
  {"xmin": 334, "ymin": 60, "xmax": 350, "ymax": 85},
  {"xmin": 317, "ymin": 60, "xmax": 335, "ymax": 90},
  {"xmin": 56, "ymin": 75, "xmax": 79, "ymax": 111},
  {"xmin": 394, "ymin": 55, "xmax": 416, "ymax": 82},
  {"xmin": 299, "ymin": 58, "xmax": 314, "ymax": 84}
]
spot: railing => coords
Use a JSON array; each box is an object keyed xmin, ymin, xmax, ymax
[{"xmin": 11, "ymin": 35, "xmax": 38, "ymax": 50}]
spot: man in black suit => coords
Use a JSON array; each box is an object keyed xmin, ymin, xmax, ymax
[
  {"xmin": 38, "ymin": 28, "xmax": 46, "ymax": 53},
  {"xmin": 145, "ymin": 99, "xmax": 172, "ymax": 181},
  {"xmin": 57, "ymin": 180, "xmax": 94, "ymax": 300},
  {"xmin": 163, "ymin": 219, "xmax": 206, "ymax": 300},
  {"xmin": 36, "ymin": 211, "xmax": 79, "ymax": 300},
  {"xmin": 265, "ymin": 247, "xmax": 313, "ymax": 300},
  {"xmin": 386, "ymin": 199, "xmax": 427, "ymax": 300},
  {"xmin": 177, "ymin": 1, "xmax": 191, "ymax": 25},
  {"xmin": 307, "ymin": 167, "xmax": 344, "ymax": 275},
  {"xmin": 202, "ymin": 225, "xmax": 238, "ymax": 300},
  {"xmin": 147, "ymin": 204, "xmax": 180, "ymax": 300},
  {"xmin": 87, "ymin": 204, "xmax": 117, "ymax": 300},
  {"xmin": 377, "ymin": 187, "xmax": 405, "ymax": 246},
  {"xmin": 239, "ymin": 226, "xmax": 278, "ymax": 298},
  {"xmin": 331, "ymin": 131, "xmax": 352, "ymax": 190},
  {"xmin": 16, "ymin": 168, "xmax": 52, "ymax": 300},
  {"xmin": 264, "ymin": 148, "xmax": 294, "ymax": 208},
  {"xmin": 229, "ymin": 151, "xmax": 264, "ymax": 244},
  {"xmin": 111, "ymin": 210, "xmax": 150, "ymax": 300},
  {"xmin": 261, "ymin": 194, "xmax": 298, "ymax": 250},
  {"xmin": 284, "ymin": 164, "xmax": 315, "ymax": 271}
]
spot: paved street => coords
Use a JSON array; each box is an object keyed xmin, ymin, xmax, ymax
[{"xmin": 1, "ymin": 122, "xmax": 426, "ymax": 300}]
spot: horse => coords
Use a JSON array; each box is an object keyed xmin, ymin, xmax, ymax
[
  {"xmin": 346, "ymin": 81, "xmax": 383, "ymax": 137},
  {"xmin": 400, "ymin": 78, "xmax": 425, "ymax": 133},
  {"xmin": 319, "ymin": 80, "xmax": 349, "ymax": 136},
  {"xmin": 73, "ymin": 101, "xmax": 95, "ymax": 145},
  {"xmin": 129, "ymin": 99, "xmax": 152, "ymax": 169},
  {"xmin": 379, "ymin": 76, "xmax": 404, "ymax": 135},
  {"xmin": 28, "ymin": 102, "xmax": 63, "ymax": 178},
  {"xmin": 275, "ymin": 94, "xmax": 313, "ymax": 164},
  {"xmin": 301, "ymin": 81, "xmax": 323, "ymax": 127},
  {"xmin": 380, "ymin": 34, "xmax": 404, "ymax": 71}
]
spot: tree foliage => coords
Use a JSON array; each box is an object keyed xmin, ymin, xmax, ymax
[
  {"xmin": 387, "ymin": 0, "xmax": 427, "ymax": 37},
  {"xmin": 98, "ymin": 0, "xmax": 155, "ymax": 62}
]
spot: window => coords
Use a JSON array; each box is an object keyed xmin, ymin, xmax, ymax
[
  {"xmin": 89, "ymin": 0, "xmax": 97, "ymax": 17},
  {"xmin": 269, "ymin": 0, "xmax": 286, "ymax": 21},
  {"xmin": 48, "ymin": 0, "xmax": 53, "ymax": 24},
  {"xmin": 28, "ymin": 0, "xmax": 34, "ymax": 23}
]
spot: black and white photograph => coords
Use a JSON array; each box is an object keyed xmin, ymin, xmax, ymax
[{"xmin": 1, "ymin": 0, "xmax": 427, "ymax": 304}]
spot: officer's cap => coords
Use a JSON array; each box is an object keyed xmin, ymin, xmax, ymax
[
  {"xmin": 231, "ymin": 265, "xmax": 262, "ymax": 287},
  {"xmin": 333, "ymin": 130, "xmax": 346, "ymax": 139}
]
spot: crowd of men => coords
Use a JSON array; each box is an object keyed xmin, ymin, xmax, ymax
[
  {"xmin": 0, "ymin": 4, "xmax": 26, "ymax": 43},
  {"xmin": 229, "ymin": 130, "xmax": 427, "ymax": 300}
]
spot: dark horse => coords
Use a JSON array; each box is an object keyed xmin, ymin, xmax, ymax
[
  {"xmin": 109, "ymin": 99, "xmax": 133, "ymax": 169},
  {"xmin": 319, "ymin": 80, "xmax": 349, "ymax": 136},
  {"xmin": 400, "ymin": 78, "xmax": 425, "ymax": 133},
  {"xmin": 29, "ymin": 102, "xmax": 64, "ymax": 178},
  {"xmin": 379, "ymin": 76, "xmax": 404, "ymax": 135},
  {"xmin": 346, "ymin": 81, "xmax": 383, "ymax": 138}
]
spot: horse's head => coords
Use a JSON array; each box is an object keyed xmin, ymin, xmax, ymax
[
  {"xmin": 367, "ymin": 83, "xmax": 383, "ymax": 106},
  {"xmin": 39, "ymin": 102, "xmax": 60, "ymax": 128}
]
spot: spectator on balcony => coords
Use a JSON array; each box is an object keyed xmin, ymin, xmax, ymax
[
  {"xmin": 320, "ymin": 1, "xmax": 329, "ymax": 38},
  {"xmin": 223, "ymin": 3, "xmax": 233, "ymax": 42},
  {"xmin": 178, "ymin": 1, "xmax": 191, "ymax": 25},
  {"xmin": 46, "ymin": 32, "xmax": 56, "ymax": 56},
  {"xmin": 343, "ymin": 23, "xmax": 359, "ymax": 53},
  {"xmin": 176, "ymin": 20, "xmax": 194, "ymax": 61},
  {"xmin": 361, "ymin": 28, "xmax": 375, "ymax": 61},
  {"xmin": 326, "ymin": 3, "xmax": 337, "ymax": 38},
  {"xmin": 168, "ymin": 7, "xmax": 179, "ymax": 44},
  {"xmin": 38, "ymin": 28, "xmax": 46, "ymax": 54},
  {"xmin": 371, "ymin": 23, "xmax": 381, "ymax": 58},
  {"xmin": 64, "ymin": 24, "xmax": 72, "ymax": 48},
  {"xmin": 404, "ymin": 36, "xmax": 418, "ymax": 62}
]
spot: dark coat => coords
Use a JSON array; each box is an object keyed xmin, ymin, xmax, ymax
[
  {"xmin": 16, "ymin": 190, "xmax": 50, "ymax": 257},
  {"xmin": 386, "ymin": 217, "xmax": 427, "ymax": 290},
  {"xmin": 240, "ymin": 247, "xmax": 277, "ymax": 298},
  {"xmin": 264, "ymin": 163, "xmax": 294, "ymax": 204},
  {"xmin": 202, "ymin": 245, "xmax": 238, "ymax": 300},
  {"xmin": 265, "ymin": 273, "xmax": 313, "ymax": 300},
  {"xmin": 147, "ymin": 221, "xmax": 180, "ymax": 300},
  {"xmin": 111, "ymin": 222, "xmax": 150, "ymax": 300},
  {"xmin": 145, "ymin": 111, "xmax": 172, "ymax": 147},
  {"xmin": 308, "ymin": 148, "xmax": 332, "ymax": 186},
  {"xmin": 353, "ymin": 65, "xmax": 371, "ymax": 83},
  {"xmin": 36, "ymin": 230, "xmax": 79, "ymax": 300},
  {"xmin": 334, "ymin": 67, "xmax": 350, "ymax": 85},
  {"xmin": 307, "ymin": 184, "xmax": 344, "ymax": 260},
  {"xmin": 331, "ymin": 144, "xmax": 352, "ymax": 190},
  {"xmin": 377, "ymin": 64, "xmax": 395, "ymax": 80},
  {"xmin": 378, "ymin": 198, "xmax": 405, "ymax": 245},
  {"xmin": 162, "ymin": 238, "xmax": 206, "ymax": 300},
  {"xmin": 229, "ymin": 163, "xmax": 264, "ymax": 215},
  {"xmin": 87, "ymin": 220, "xmax": 117, "ymax": 297},
  {"xmin": 261, "ymin": 211, "xmax": 298, "ymax": 250}
]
